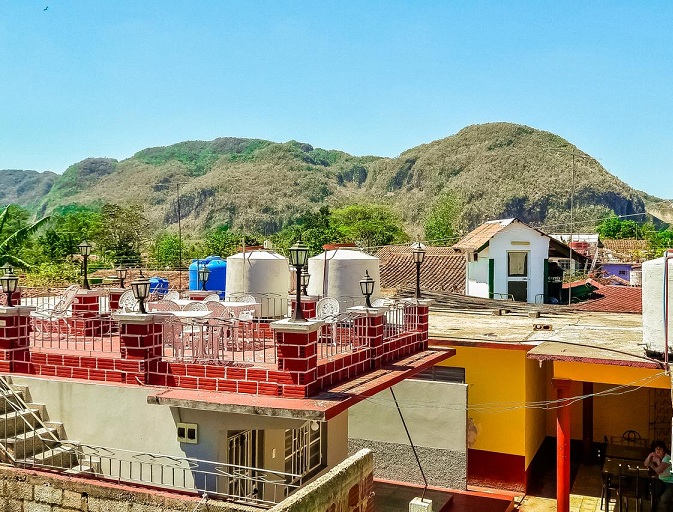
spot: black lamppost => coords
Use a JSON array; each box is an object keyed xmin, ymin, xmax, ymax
[
  {"xmin": 78, "ymin": 240, "xmax": 92, "ymax": 290},
  {"xmin": 131, "ymin": 269, "xmax": 151, "ymax": 314},
  {"xmin": 300, "ymin": 266, "xmax": 310, "ymax": 296},
  {"xmin": 199, "ymin": 265, "xmax": 211, "ymax": 291},
  {"xmin": 288, "ymin": 239, "xmax": 309, "ymax": 322},
  {"xmin": 0, "ymin": 266, "xmax": 18, "ymax": 307},
  {"xmin": 360, "ymin": 270, "xmax": 375, "ymax": 308},
  {"xmin": 115, "ymin": 266, "xmax": 128, "ymax": 288},
  {"xmin": 411, "ymin": 241, "xmax": 426, "ymax": 299}
]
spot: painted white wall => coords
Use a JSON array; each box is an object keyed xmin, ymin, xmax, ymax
[
  {"xmin": 466, "ymin": 248, "xmax": 490, "ymax": 298},
  {"xmin": 643, "ymin": 257, "xmax": 673, "ymax": 353},
  {"xmin": 348, "ymin": 380, "xmax": 467, "ymax": 451},
  {"xmin": 466, "ymin": 223, "xmax": 550, "ymax": 303}
]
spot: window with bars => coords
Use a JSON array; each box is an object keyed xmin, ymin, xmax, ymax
[{"xmin": 284, "ymin": 422, "xmax": 324, "ymax": 486}]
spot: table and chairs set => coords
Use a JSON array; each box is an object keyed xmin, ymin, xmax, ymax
[{"xmin": 601, "ymin": 430, "xmax": 657, "ymax": 512}]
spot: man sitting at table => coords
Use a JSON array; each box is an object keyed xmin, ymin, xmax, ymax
[{"xmin": 646, "ymin": 441, "xmax": 673, "ymax": 512}]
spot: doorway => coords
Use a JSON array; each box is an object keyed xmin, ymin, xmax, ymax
[{"xmin": 507, "ymin": 251, "xmax": 529, "ymax": 302}]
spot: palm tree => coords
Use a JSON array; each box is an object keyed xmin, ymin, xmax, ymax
[{"xmin": 0, "ymin": 204, "xmax": 50, "ymax": 268}]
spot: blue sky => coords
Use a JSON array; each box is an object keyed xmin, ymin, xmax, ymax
[{"xmin": 1, "ymin": 1, "xmax": 671, "ymax": 198}]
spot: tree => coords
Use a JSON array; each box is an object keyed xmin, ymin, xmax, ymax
[
  {"xmin": 331, "ymin": 204, "xmax": 408, "ymax": 250},
  {"xmin": 596, "ymin": 216, "xmax": 640, "ymax": 239},
  {"xmin": 92, "ymin": 204, "xmax": 149, "ymax": 266},
  {"xmin": 423, "ymin": 192, "xmax": 461, "ymax": 245},
  {"xmin": 0, "ymin": 204, "xmax": 50, "ymax": 268},
  {"xmin": 271, "ymin": 206, "xmax": 342, "ymax": 255},
  {"xmin": 36, "ymin": 205, "xmax": 102, "ymax": 262},
  {"xmin": 203, "ymin": 226, "xmax": 261, "ymax": 258}
]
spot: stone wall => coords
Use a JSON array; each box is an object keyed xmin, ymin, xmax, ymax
[
  {"xmin": 270, "ymin": 449, "xmax": 374, "ymax": 512},
  {"xmin": 0, "ymin": 465, "xmax": 258, "ymax": 512}
]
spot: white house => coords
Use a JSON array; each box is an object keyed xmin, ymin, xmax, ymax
[{"xmin": 453, "ymin": 218, "xmax": 577, "ymax": 303}]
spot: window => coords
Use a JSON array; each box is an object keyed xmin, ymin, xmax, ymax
[
  {"xmin": 285, "ymin": 422, "xmax": 324, "ymax": 487},
  {"xmin": 508, "ymin": 252, "xmax": 528, "ymax": 277},
  {"xmin": 618, "ymin": 270, "xmax": 627, "ymax": 276}
]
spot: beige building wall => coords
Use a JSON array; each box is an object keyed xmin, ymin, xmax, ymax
[{"xmin": 348, "ymin": 379, "xmax": 467, "ymax": 488}]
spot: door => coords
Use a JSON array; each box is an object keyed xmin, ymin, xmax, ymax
[
  {"xmin": 225, "ymin": 430, "xmax": 260, "ymax": 499},
  {"xmin": 507, "ymin": 251, "xmax": 529, "ymax": 302}
]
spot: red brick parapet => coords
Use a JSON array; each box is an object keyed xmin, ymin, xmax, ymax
[
  {"xmin": 289, "ymin": 296, "xmax": 318, "ymax": 319},
  {"xmin": 270, "ymin": 318, "xmax": 323, "ymax": 397},
  {"xmin": 0, "ymin": 306, "xmax": 34, "ymax": 373}
]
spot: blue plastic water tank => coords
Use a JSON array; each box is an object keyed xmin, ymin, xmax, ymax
[
  {"xmin": 149, "ymin": 277, "xmax": 169, "ymax": 295},
  {"xmin": 189, "ymin": 256, "xmax": 226, "ymax": 294}
]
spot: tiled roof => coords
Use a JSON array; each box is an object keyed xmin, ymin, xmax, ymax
[
  {"xmin": 599, "ymin": 239, "xmax": 650, "ymax": 263},
  {"xmin": 375, "ymin": 245, "xmax": 459, "ymax": 264},
  {"xmin": 452, "ymin": 219, "xmax": 516, "ymax": 252},
  {"xmin": 574, "ymin": 285, "xmax": 642, "ymax": 314},
  {"xmin": 379, "ymin": 253, "xmax": 466, "ymax": 294}
]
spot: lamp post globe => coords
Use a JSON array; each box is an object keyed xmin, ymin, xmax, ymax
[
  {"xmin": 115, "ymin": 266, "xmax": 128, "ymax": 288},
  {"xmin": 198, "ymin": 265, "xmax": 211, "ymax": 291},
  {"xmin": 78, "ymin": 240, "xmax": 92, "ymax": 290},
  {"xmin": 0, "ymin": 267, "xmax": 19, "ymax": 307},
  {"xmin": 288, "ymin": 238, "xmax": 309, "ymax": 322},
  {"xmin": 359, "ymin": 270, "xmax": 375, "ymax": 308},
  {"xmin": 130, "ymin": 269, "xmax": 151, "ymax": 314},
  {"xmin": 300, "ymin": 266, "xmax": 310, "ymax": 296},
  {"xmin": 411, "ymin": 241, "xmax": 426, "ymax": 299}
]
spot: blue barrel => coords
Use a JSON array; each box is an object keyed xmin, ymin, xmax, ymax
[
  {"xmin": 149, "ymin": 277, "xmax": 169, "ymax": 295},
  {"xmin": 189, "ymin": 256, "xmax": 226, "ymax": 294}
]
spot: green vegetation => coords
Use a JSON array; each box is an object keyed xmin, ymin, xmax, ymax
[
  {"xmin": 595, "ymin": 216, "xmax": 673, "ymax": 257},
  {"xmin": 423, "ymin": 192, "xmax": 462, "ymax": 245},
  {"xmin": 0, "ymin": 204, "xmax": 49, "ymax": 268}
]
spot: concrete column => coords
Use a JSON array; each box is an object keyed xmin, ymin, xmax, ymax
[
  {"xmin": 270, "ymin": 318, "xmax": 322, "ymax": 397},
  {"xmin": 0, "ymin": 306, "xmax": 34, "ymax": 373},
  {"xmin": 554, "ymin": 379, "xmax": 573, "ymax": 512}
]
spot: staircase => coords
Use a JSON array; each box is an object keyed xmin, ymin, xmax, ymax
[{"xmin": 0, "ymin": 377, "xmax": 97, "ymax": 475}]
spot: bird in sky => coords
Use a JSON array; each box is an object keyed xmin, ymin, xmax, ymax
[{"xmin": 44, "ymin": 6, "xmax": 48, "ymax": 11}]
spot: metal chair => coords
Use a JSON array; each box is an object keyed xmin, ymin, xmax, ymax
[
  {"xmin": 30, "ymin": 284, "xmax": 81, "ymax": 333},
  {"xmin": 203, "ymin": 293, "xmax": 221, "ymax": 303},
  {"xmin": 316, "ymin": 297, "xmax": 340, "ymax": 345},
  {"xmin": 117, "ymin": 290, "xmax": 139, "ymax": 312},
  {"xmin": 183, "ymin": 301, "xmax": 209, "ymax": 312},
  {"xmin": 164, "ymin": 290, "xmax": 180, "ymax": 301}
]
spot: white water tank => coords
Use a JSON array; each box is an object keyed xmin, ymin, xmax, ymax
[
  {"xmin": 307, "ymin": 248, "xmax": 381, "ymax": 312},
  {"xmin": 642, "ymin": 257, "xmax": 673, "ymax": 353},
  {"xmin": 226, "ymin": 250, "xmax": 289, "ymax": 318}
]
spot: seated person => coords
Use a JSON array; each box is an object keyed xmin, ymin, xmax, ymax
[{"xmin": 646, "ymin": 441, "xmax": 673, "ymax": 512}]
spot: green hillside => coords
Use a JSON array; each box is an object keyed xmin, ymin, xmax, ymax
[{"xmin": 1, "ymin": 123, "xmax": 653, "ymax": 236}]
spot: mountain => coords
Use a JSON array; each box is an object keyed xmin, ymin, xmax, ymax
[
  {"xmin": 0, "ymin": 123, "xmax": 654, "ymax": 236},
  {"xmin": 0, "ymin": 169, "xmax": 58, "ymax": 210}
]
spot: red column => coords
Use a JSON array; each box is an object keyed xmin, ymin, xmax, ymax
[
  {"xmin": 289, "ymin": 297, "xmax": 318, "ymax": 319},
  {"xmin": 554, "ymin": 379, "xmax": 573, "ymax": 512},
  {"xmin": 0, "ymin": 306, "xmax": 33, "ymax": 373},
  {"xmin": 270, "ymin": 318, "xmax": 322, "ymax": 397},
  {"xmin": 108, "ymin": 288, "xmax": 125, "ymax": 312},
  {"xmin": 349, "ymin": 307, "xmax": 386, "ymax": 368},
  {"xmin": 114, "ymin": 313, "xmax": 163, "ymax": 384},
  {"xmin": 72, "ymin": 290, "xmax": 102, "ymax": 336}
]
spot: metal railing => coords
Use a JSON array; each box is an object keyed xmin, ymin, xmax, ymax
[
  {"xmin": 382, "ymin": 301, "xmax": 418, "ymax": 342},
  {"xmin": 0, "ymin": 376, "xmax": 301, "ymax": 506},
  {"xmin": 30, "ymin": 312, "xmax": 120, "ymax": 355},
  {"xmin": 317, "ymin": 310, "xmax": 370, "ymax": 359},
  {"xmin": 159, "ymin": 316, "xmax": 277, "ymax": 365}
]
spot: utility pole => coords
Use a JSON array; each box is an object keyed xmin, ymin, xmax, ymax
[
  {"xmin": 177, "ymin": 182, "xmax": 183, "ymax": 291},
  {"xmin": 569, "ymin": 151, "xmax": 575, "ymax": 305}
]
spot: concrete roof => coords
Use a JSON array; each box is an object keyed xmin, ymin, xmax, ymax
[
  {"xmin": 428, "ymin": 307, "xmax": 662, "ymax": 369},
  {"xmin": 147, "ymin": 349, "xmax": 454, "ymax": 421}
]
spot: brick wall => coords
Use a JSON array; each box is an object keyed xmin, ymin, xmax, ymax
[
  {"xmin": 269, "ymin": 449, "xmax": 374, "ymax": 512},
  {"xmin": 0, "ymin": 465, "xmax": 259, "ymax": 512}
]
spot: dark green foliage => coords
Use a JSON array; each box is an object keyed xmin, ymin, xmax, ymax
[
  {"xmin": 37, "ymin": 205, "xmax": 102, "ymax": 263},
  {"xmin": 331, "ymin": 204, "xmax": 408, "ymax": 249},
  {"xmin": 0, "ymin": 204, "xmax": 50, "ymax": 268},
  {"xmin": 424, "ymin": 192, "xmax": 461, "ymax": 244},
  {"xmin": 596, "ymin": 217, "xmax": 641, "ymax": 239},
  {"xmin": 135, "ymin": 138, "xmax": 271, "ymax": 176},
  {"xmin": 93, "ymin": 204, "xmax": 149, "ymax": 266},
  {"xmin": 203, "ymin": 226, "xmax": 262, "ymax": 259}
]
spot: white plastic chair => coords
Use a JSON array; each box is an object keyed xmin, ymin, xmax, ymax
[
  {"xmin": 117, "ymin": 290, "xmax": 139, "ymax": 313},
  {"xmin": 316, "ymin": 297, "xmax": 340, "ymax": 345},
  {"xmin": 203, "ymin": 294, "xmax": 221, "ymax": 303},
  {"xmin": 164, "ymin": 290, "xmax": 180, "ymax": 301},
  {"xmin": 30, "ymin": 285, "xmax": 81, "ymax": 333}
]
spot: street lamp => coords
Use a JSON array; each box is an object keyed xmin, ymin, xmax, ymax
[
  {"xmin": 0, "ymin": 266, "xmax": 18, "ymax": 307},
  {"xmin": 78, "ymin": 240, "xmax": 92, "ymax": 290},
  {"xmin": 411, "ymin": 241, "xmax": 426, "ymax": 299},
  {"xmin": 198, "ymin": 265, "xmax": 211, "ymax": 291},
  {"xmin": 300, "ymin": 266, "xmax": 310, "ymax": 296},
  {"xmin": 288, "ymin": 238, "xmax": 309, "ymax": 322},
  {"xmin": 130, "ymin": 269, "xmax": 151, "ymax": 314},
  {"xmin": 359, "ymin": 270, "xmax": 375, "ymax": 308},
  {"xmin": 115, "ymin": 266, "xmax": 128, "ymax": 288}
]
